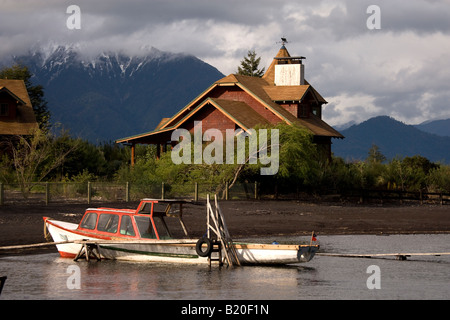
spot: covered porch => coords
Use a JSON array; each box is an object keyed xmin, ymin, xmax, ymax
[{"xmin": 116, "ymin": 127, "xmax": 175, "ymax": 166}]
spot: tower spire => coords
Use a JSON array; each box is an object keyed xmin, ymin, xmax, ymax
[{"xmin": 277, "ymin": 37, "xmax": 288, "ymax": 48}]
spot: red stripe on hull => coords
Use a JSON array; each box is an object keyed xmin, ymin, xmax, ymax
[{"xmin": 59, "ymin": 251, "xmax": 76, "ymax": 259}]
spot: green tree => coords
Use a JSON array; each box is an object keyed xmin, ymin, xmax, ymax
[
  {"xmin": 427, "ymin": 165, "xmax": 450, "ymax": 192},
  {"xmin": 115, "ymin": 123, "xmax": 321, "ymax": 199},
  {"xmin": 381, "ymin": 155, "xmax": 438, "ymax": 191},
  {"xmin": 7, "ymin": 129, "xmax": 77, "ymax": 197},
  {"xmin": 0, "ymin": 64, "xmax": 51, "ymax": 132},
  {"xmin": 275, "ymin": 123, "xmax": 318, "ymax": 184},
  {"xmin": 237, "ymin": 50, "xmax": 265, "ymax": 77},
  {"xmin": 367, "ymin": 144, "xmax": 386, "ymax": 164}
]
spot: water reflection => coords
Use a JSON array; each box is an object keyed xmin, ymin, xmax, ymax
[
  {"xmin": 1, "ymin": 234, "xmax": 449, "ymax": 300},
  {"xmin": 35, "ymin": 256, "xmax": 317, "ymax": 300}
]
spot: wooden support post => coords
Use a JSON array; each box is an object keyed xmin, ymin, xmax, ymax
[
  {"xmin": 125, "ymin": 182, "xmax": 130, "ymax": 202},
  {"xmin": 74, "ymin": 242, "xmax": 101, "ymax": 262},
  {"xmin": 309, "ymin": 231, "xmax": 315, "ymax": 247},
  {"xmin": 225, "ymin": 181, "xmax": 228, "ymax": 200},
  {"xmin": 254, "ymin": 181, "xmax": 258, "ymax": 200},
  {"xmin": 131, "ymin": 144, "xmax": 135, "ymax": 167},
  {"xmin": 156, "ymin": 143, "xmax": 161, "ymax": 160},
  {"xmin": 194, "ymin": 182, "xmax": 198, "ymax": 202},
  {"xmin": 87, "ymin": 181, "xmax": 91, "ymax": 204},
  {"xmin": 161, "ymin": 182, "xmax": 165, "ymax": 200},
  {"xmin": 177, "ymin": 202, "xmax": 189, "ymax": 237}
]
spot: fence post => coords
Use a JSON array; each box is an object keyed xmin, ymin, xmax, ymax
[
  {"xmin": 161, "ymin": 182, "xmax": 165, "ymax": 200},
  {"xmin": 87, "ymin": 181, "xmax": 91, "ymax": 204},
  {"xmin": 194, "ymin": 182, "xmax": 198, "ymax": 202},
  {"xmin": 254, "ymin": 181, "xmax": 258, "ymax": 200},
  {"xmin": 45, "ymin": 182, "xmax": 50, "ymax": 205},
  {"xmin": 0, "ymin": 183, "xmax": 3, "ymax": 205},
  {"xmin": 125, "ymin": 182, "xmax": 130, "ymax": 202},
  {"xmin": 225, "ymin": 181, "xmax": 229, "ymax": 200}
]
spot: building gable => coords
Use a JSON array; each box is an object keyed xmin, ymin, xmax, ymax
[{"xmin": 0, "ymin": 79, "xmax": 38, "ymax": 136}]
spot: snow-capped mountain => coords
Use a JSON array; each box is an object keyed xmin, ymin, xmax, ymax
[{"xmin": 9, "ymin": 45, "xmax": 224, "ymax": 142}]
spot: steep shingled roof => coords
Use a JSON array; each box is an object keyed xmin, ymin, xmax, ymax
[
  {"xmin": 215, "ymin": 73, "xmax": 342, "ymax": 138},
  {"xmin": 262, "ymin": 45, "xmax": 291, "ymax": 84}
]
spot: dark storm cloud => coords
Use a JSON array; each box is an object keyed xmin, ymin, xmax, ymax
[{"xmin": 1, "ymin": 0, "xmax": 449, "ymax": 126}]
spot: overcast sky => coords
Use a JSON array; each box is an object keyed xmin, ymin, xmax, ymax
[{"xmin": 1, "ymin": 0, "xmax": 450, "ymax": 126}]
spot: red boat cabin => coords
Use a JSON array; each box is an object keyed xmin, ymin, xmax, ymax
[{"xmin": 76, "ymin": 199, "xmax": 190, "ymax": 240}]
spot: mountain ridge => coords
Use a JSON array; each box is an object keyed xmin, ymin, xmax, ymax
[
  {"xmin": 6, "ymin": 45, "xmax": 224, "ymax": 142},
  {"xmin": 332, "ymin": 115, "xmax": 450, "ymax": 163},
  {"xmin": 414, "ymin": 118, "xmax": 450, "ymax": 137}
]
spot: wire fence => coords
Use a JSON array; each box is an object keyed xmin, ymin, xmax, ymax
[
  {"xmin": 0, "ymin": 181, "xmax": 449, "ymax": 206},
  {"xmin": 0, "ymin": 181, "xmax": 259, "ymax": 205}
]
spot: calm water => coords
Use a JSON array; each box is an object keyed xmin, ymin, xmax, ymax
[{"xmin": 1, "ymin": 234, "xmax": 449, "ymax": 300}]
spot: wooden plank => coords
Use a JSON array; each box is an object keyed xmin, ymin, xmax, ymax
[
  {"xmin": 0, "ymin": 241, "xmax": 72, "ymax": 250},
  {"xmin": 73, "ymin": 239, "xmax": 198, "ymax": 245},
  {"xmin": 233, "ymin": 243, "xmax": 303, "ymax": 250},
  {"xmin": 317, "ymin": 252, "xmax": 450, "ymax": 258},
  {"xmin": 214, "ymin": 195, "xmax": 240, "ymax": 266}
]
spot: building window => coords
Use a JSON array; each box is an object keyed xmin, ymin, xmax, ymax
[
  {"xmin": 299, "ymin": 105, "xmax": 309, "ymax": 117},
  {"xmin": 312, "ymin": 106, "xmax": 322, "ymax": 119},
  {"xmin": 0, "ymin": 103, "xmax": 9, "ymax": 116}
]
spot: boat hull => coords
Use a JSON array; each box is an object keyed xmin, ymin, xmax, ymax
[
  {"xmin": 234, "ymin": 243, "xmax": 318, "ymax": 265},
  {"xmin": 44, "ymin": 219, "xmax": 318, "ymax": 265}
]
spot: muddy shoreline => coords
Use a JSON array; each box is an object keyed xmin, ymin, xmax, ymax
[{"xmin": 1, "ymin": 199, "xmax": 449, "ymax": 255}]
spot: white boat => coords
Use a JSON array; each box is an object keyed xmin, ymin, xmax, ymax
[{"xmin": 43, "ymin": 198, "xmax": 319, "ymax": 265}]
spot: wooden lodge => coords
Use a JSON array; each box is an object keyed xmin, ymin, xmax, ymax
[
  {"xmin": 0, "ymin": 79, "xmax": 38, "ymax": 154},
  {"xmin": 116, "ymin": 44, "xmax": 344, "ymax": 164}
]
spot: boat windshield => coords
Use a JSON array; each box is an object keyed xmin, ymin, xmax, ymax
[
  {"xmin": 119, "ymin": 215, "xmax": 135, "ymax": 236},
  {"xmin": 134, "ymin": 216, "xmax": 156, "ymax": 239},
  {"xmin": 97, "ymin": 213, "xmax": 119, "ymax": 233},
  {"xmin": 134, "ymin": 216, "xmax": 172, "ymax": 239},
  {"xmin": 80, "ymin": 212, "xmax": 97, "ymax": 230}
]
